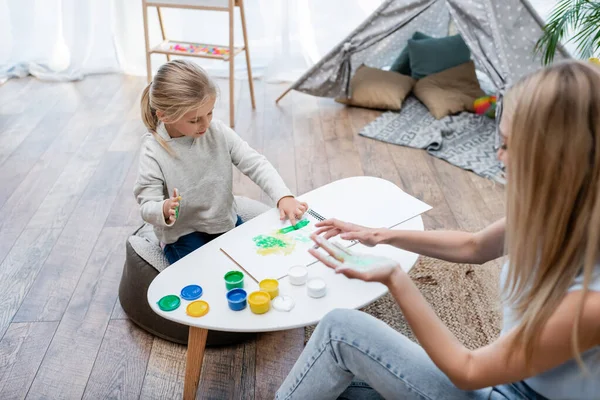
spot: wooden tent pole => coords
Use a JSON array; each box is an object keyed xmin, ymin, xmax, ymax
[{"xmin": 275, "ymin": 86, "xmax": 293, "ymax": 104}]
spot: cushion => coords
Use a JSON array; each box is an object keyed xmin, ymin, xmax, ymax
[
  {"xmin": 389, "ymin": 31, "xmax": 431, "ymax": 76},
  {"xmin": 413, "ymin": 61, "xmax": 485, "ymax": 119},
  {"xmin": 119, "ymin": 196, "xmax": 270, "ymax": 345},
  {"xmin": 408, "ymin": 34, "xmax": 471, "ymax": 79},
  {"xmin": 336, "ymin": 65, "xmax": 415, "ymax": 111}
]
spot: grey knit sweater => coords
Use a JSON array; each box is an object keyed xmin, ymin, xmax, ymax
[{"xmin": 133, "ymin": 120, "xmax": 292, "ymax": 244}]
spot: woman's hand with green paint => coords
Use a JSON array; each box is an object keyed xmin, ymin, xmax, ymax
[
  {"xmin": 277, "ymin": 196, "xmax": 308, "ymax": 226},
  {"xmin": 309, "ymin": 234, "xmax": 405, "ymax": 287},
  {"xmin": 314, "ymin": 219, "xmax": 381, "ymax": 247}
]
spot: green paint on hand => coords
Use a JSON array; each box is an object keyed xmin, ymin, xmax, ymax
[
  {"xmin": 253, "ymin": 235, "xmax": 288, "ymax": 249},
  {"xmin": 278, "ymin": 219, "xmax": 310, "ymax": 234}
]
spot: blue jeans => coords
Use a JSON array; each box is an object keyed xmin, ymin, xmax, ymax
[
  {"xmin": 163, "ymin": 215, "xmax": 243, "ymax": 264},
  {"xmin": 276, "ymin": 309, "xmax": 547, "ymax": 400}
]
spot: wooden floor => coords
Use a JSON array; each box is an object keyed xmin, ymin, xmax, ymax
[{"xmin": 0, "ymin": 74, "xmax": 505, "ymax": 399}]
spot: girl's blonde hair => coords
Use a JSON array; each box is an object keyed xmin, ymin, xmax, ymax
[
  {"xmin": 140, "ymin": 60, "xmax": 217, "ymax": 152},
  {"xmin": 503, "ymin": 60, "xmax": 600, "ymax": 368}
]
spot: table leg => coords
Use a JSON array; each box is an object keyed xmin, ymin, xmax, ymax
[{"xmin": 183, "ymin": 327, "xmax": 208, "ymax": 400}]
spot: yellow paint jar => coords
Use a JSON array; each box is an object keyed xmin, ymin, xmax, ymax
[
  {"xmin": 259, "ymin": 279, "xmax": 279, "ymax": 299},
  {"xmin": 248, "ymin": 291, "xmax": 271, "ymax": 314}
]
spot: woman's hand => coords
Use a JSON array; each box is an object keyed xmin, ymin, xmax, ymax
[
  {"xmin": 278, "ymin": 196, "xmax": 308, "ymax": 226},
  {"xmin": 163, "ymin": 188, "xmax": 181, "ymax": 224},
  {"xmin": 308, "ymin": 233, "xmax": 405, "ymax": 286},
  {"xmin": 314, "ymin": 219, "xmax": 381, "ymax": 247}
]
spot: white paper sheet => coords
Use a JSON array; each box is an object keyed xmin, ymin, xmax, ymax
[{"xmin": 221, "ymin": 181, "xmax": 431, "ymax": 283}]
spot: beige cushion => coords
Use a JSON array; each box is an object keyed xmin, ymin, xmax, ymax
[
  {"xmin": 336, "ymin": 65, "xmax": 415, "ymax": 111},
  {"xmin": 413, "ymin": 61, "xmax": 485, "ymax": 119}
]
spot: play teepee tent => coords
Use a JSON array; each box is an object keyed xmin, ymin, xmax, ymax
[{"xmin": 276, "ymin": 0, "xmax": 570, "ymax": 103}]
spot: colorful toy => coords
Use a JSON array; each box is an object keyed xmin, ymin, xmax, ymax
[
  {"xmin": 474, "ymin": 95, "xmax": 497, "ymax": 118},
  {"xmin": 169, "ymin": 43, "xmax": 231, "ymax": 57}
]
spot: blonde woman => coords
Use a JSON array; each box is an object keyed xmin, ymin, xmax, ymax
[
  {"xmin": 277, "ymin": 61, "xmax": 600, "ymax": 399},
  {"xmin": 134, "ymin": 60, "xmax": 307, "ymax": 264}
]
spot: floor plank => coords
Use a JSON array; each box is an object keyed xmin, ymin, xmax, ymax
[
  {"xmin": 14, "ymin": 151, "xmax": 134, "ymax": 322},
  {"xmin": 139, "ymin": 339, "xmax": 186, "ymax": 400},
  {"xmin": 319, "ymin": 100, "xmax": 364, "ymax": 181},
  {"xmin": 0, "ymin": 322, "xmax": 59, "ymax": 400},
  {"xmin": 25, "ymin": 227, "xmax": 130, "ymax": 399},
  {"xmin": 254, "ymin": 329, "xmax": 305, "ymax": 399},
  {"xmin": 0, "ymin": 228, "xmax": 62, "ymax": 340},
  {"xmin": 83, "ymin": 319, "xmax": 154, "ymax": 400},
  {"xmin": 196, "ymin": 341, "xmax": 256, "ymax": 400},
  {"xmin": 291, "ymin": 91, "xmax": 331, "ymax": 196}
]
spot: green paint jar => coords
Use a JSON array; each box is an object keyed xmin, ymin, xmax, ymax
[{"xmin": 224, "ymin": 270, "xmax": 244, "ymax": 290}]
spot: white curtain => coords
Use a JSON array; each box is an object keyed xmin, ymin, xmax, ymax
[{"xmin": 0, "ymin": 0, "xmax": 383, "ymax": 84}]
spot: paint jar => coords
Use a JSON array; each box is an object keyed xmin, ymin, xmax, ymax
[
  {"xmin": 224, "ymin": 270, "xmax": 244, "ymax": 290},
  {"xmin": 288, "ymin": 265, "xmax": 308, "ymax": 285},
  {"xmin": 226, "ymin": 288, "xmax": 247, "ymax": 311},
  {"xmin": 307, "ymin": 278, "xmax": 327, "ymax": 298},
  {"xmin": 259, "ymin": 279, "xmax": 279, "ymax": 299},
  {"xmin": 248, "ymin": 291, "xmax": 271, "ymax": 314},
  {"xmin": 186, "ymin": 300, "xmax": 209, "ymax": 317}
]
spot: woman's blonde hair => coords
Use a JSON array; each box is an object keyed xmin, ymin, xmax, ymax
[
  {"xmin": 140, "ymin": 60, "xmax": 217, "ymax": 152},
  {"xmin": 503, "ymin": 60, "xmax": 600, "ymax": 368}
]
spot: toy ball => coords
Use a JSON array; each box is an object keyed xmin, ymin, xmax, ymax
[{"xmin": 474, "ymin": 95, "xmax": 497, "ymax": 118}]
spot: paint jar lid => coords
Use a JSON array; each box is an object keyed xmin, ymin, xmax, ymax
[
  {"xmin": 180, "ymin": 284, "xmax": 203, "ymax": 301},
  {"xmin": 288, "ymin": 265, "xmax": 308, "ymax": 285},
  {"xmin": 158, "ymin": 295, "xmax": 181, "ymax": 311},
  {"xmin": 186, "ymin": 300, "xmax": 209, "ymax": 317},
  {"xmin": 307, "ymin": 278, "xmax": 327, "ymax": 298},
  {"xmin": 272, "ymin": 295, "xmax": 295, "ymax": 312}
]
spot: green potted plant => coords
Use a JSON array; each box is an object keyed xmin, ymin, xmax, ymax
[{"xmin": 535, "ymin": 0, "xmax": 600, "ymax": 64}]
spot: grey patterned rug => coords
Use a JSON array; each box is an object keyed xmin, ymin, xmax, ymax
[{"xmin": 359, "ymin": 96, "xmax": 505, "ymax": 183}]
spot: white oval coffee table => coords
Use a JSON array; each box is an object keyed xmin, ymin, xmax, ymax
[{"xmin": 147, "ymin": 177, "xmax": 429, "ymax": 399}]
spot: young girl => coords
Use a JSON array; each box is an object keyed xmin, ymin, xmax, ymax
[
  {"xmin": 277, "ymin": 60, "xmax": 600, "ymax": 399},
  {"xmin": 134, "ymin": 60, "xmax": 307, "ymax": 264}
]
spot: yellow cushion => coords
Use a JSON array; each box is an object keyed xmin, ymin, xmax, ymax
[
  {"xmin": 413, "ymin": 61, "xmax": 485, "ymax": 119},
  {"xmin": 336, "ymin": 65, "xmax": 416, "ymax": 111}
]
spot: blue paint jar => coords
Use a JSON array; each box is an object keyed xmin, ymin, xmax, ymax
[{"xmin": 226, "ymin": 288, "xmax": 247, "ymax": 311}]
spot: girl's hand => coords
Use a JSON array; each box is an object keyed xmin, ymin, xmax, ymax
[
  {"xmin": 308, "ymin": 233, "xmax": 404, "ymax": 286},
  {"xmin": 278, "ymin": 196, "xmax": 308, "ymax": 226},
  {"xmin": 163, "ymin": 188, "xmax": 181, "ymax": 224},
  {"xmin": 314, "ymin": 219, "xmax": 380, "ymax": 247}
]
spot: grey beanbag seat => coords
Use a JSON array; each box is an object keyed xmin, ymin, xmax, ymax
[{"xmin": 119, "ymin": 196, "xmax": 270, "ymax": 345}]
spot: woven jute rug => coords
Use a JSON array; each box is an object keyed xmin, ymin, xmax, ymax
[{"xmin": 305, "ymin": 256, "xmax": 503, "ymax": 349}]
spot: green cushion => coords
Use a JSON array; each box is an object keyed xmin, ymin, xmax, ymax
[
  {"xmin": 389, "ymin": 31, "xmax": 431, "ymax": 76},
  {"xmin": 408, "ymin": 34, "xmax": 471, "ymax": 79}
]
